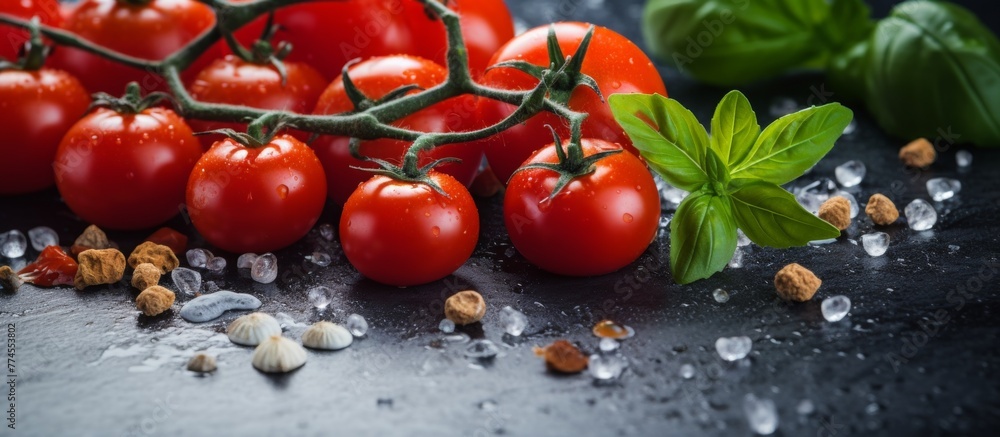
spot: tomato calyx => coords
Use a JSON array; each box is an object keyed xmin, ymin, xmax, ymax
[
  {"xmin": 347, "ymin": 136, "xmax": 459, "ymax": 196},
  {"xmin": 0, "ymin": 19, "xmax": 50, "ymax": 72},
  {"xmin": 511, "ymin": 127, "xmax": 621, "ymax": 198},
  {"xmin": 223, "ymin": 12, "xmax": 294, "ymax": 86},
  {"xmin": 89, "ymin": 82, "xmax": 174, "ymax": 115},
  {"xmin": 201, "ymin": 112, "xmax": 293, "ymax": 148},
  {"xmin": 487, "ymin": 24, "xmax": 603, "ymax": 105},
  {"xmin": 340, "ymin": 59, "xmax": 426, "ymax": 112}
]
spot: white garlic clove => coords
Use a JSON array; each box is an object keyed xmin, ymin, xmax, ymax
[
  {"xmin": 187, "ymin": 353, "xmax": 217, "ymax": 373},
  {"xmin": 301, "ymin": 321, "xmax": 353, "ymax": 351},
  {"xmin": 227, "ymin": 312, "xmax": 282, "ymax": 346},
  {"xmin": 251, "ymin": 335, "xmax": 307, "ymax": 373}
]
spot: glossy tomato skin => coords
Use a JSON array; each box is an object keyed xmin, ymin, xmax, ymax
[
  {"xmin": 186, "ymin": 135, "xmax": 327, "ymax": 254},
  {"xmin": 0, "ymin": 0, "xmax": 63, "ymax": 62},
  {"xmin": 403, "ymin": 0, "xmax": 515, "ymax": 77},
  {"xmin": 504, "ymin": 139, "xmax": 661, "ymax": 276},
  {"xmin": 272, "ymin": 0, "xmax": 425, "ymax": 80},
  {"xmin": 312, "ymin": 55, "xmax": 483, "ymax": 205},
  {"xmin": 51, "ymin": 0, "xmax": 215, "ymax": 94},
  {"xmin": 340, "ymin": 172, "xmax": 479, "ymax": 287},
  {"xmin": 54, "ymin": 107, "xmax": 202, "ymax": 230},
  {"xmin": 0, "ymin": 69, "xmax": 90, "ymax": 195},
  {"xmin": 187, "ymin": 55, "xmax": 328, "ymax": 149},
  {"xmin": 478, "ymin": 23, "xmax": 667, "ymax": 183}
]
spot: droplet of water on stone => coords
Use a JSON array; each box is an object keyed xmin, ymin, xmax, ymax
[
  {"xmin": 250, "ymin": 253, "xmax": 278, "ymax": 284},
  {"xmin": 713, "ymin": 289, "xmax": 730, "ymax": 303},
  {"xmin": 821, "ymin": 296, "xmax": 851, "ymax": 322},
  {"xmin": 318, "ymin": 223, "xmax": 335, "ymax": 241},
  {"xmin": 861, "ymin": 232, "xmax": 889, "ymax": 257},
  {"xmin": 796, "ymin": 399, "xmax": 815, "ymax": 415},
  {"xmin": 796, "ymin": 178, "xmax": 838, "ymax": 213},
  {"xmin": 307, "ymin": 285, "xmax": 334, "ymax": 310},
  {"xmin": 346, "ymin": 313, "xmax": 368, "ymax": 337},
  {"xmin": 308, "ymin": 251, "xmax": 332, "ymax": 267},
  {"xmin": 186, "ymin": 248, "xmax": 211, "ymax": 269},
  {"xmin": 728, "ymin": 250, "xmax": 744, "ymax": 269},
  {"xmin": 835, "ymin": 160, "xmax": 866, "ymax": 187},
  {"xmin": 955, "ymin": 150, "xmax": 973, "ymax": 168},
  {"xmin": 588, "ymin": 354, "xmax": 626, "ymax": 380},
  {"xmin": 438, "ymin": 318, "xmax": 455, "ymax": 333},
  {"xmin": 743, "ymin": 394, "xmax": 779, "ymax": 435},
  {"xmin": 237, "ymin": 253, "xmax": 258, "ymax": 269},
  {"xmin": 660, "ymin": 184, "xmax": 689, "ymax": 205},
  {"xmin": 904, "ymin": 199, "xmax": 937, "ymax": 231},
  {"xmin": 737, "ymin": 229, "xmax": 751, "ymax": 247},
  {"xmin": 27, "ymin": 226, "xmax": 58, "ymax": 251},
  {"xmin": 926, "ymin": 178, "xmax": 961, "ymax": 201},
  {"xmin": 680, "ymin": 363, "xmax": 695, "ymax": 379},
  {"xmin": 171, "ymin": 267, "xmax": 202, "ymax": 296},
  {"xmin": 599, "ymin": 338, "xmax": 620, "ymax": 352},
  {"xmin": 464, "ymin": 339, "xmax": 499, "ymax": 359},
  {"xmin": 865, "ymin": 402, "xmax": 880, "ymax": 415},
  {"xmin": 948, "ymin": 244, "xmax": 960, "ymax": 254},
  {"xmin": 500, "ymin": 306, "xmax": 528, "ymax": 336},
  {"xmin": 1, "ymin": 230, "xmax": 27, "ymax": 258},
  {"xmin": 206, "ymin": 256, "xmax": 226, "ymax": 273},
  {"xmin": 715, "ymin": 336, "xmax": 752, "ymax": 361}
]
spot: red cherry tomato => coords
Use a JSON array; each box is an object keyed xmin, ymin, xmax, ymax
[
  {"xmin": 340, "ymin": 172, "xmax": 479, "ymax": 287},
  {"xmin": 51, "ymin": 0, "xmax": 216, "ymax": 94},
  {"xmin": 53, "ymin": 106, "xmax": 203, "ymax": 230},
  {"xmin": 312, "ymin": 55, "xmax": 483, "ymax": 205},
  {"xmin": 504, "ymin": 139, "xmax": 661, "ymax": 276},
  {"xmin": 0, "ymin": 0, "xmax": 63, "ymax": 62},
  {"xmin": 0, "ymin": 68, "xmax": 89, "ymax": 195},
  {"xmin": 270, "ymin": 0, "xmax": 427, "ymax": 80},
  {"xmin": 477, "ymin": 23, "xmax": 667, "ymax": 183},
  {"xmin": 186, "ymin": 55, "xmax": 328, "ymax": 149},
  {"xmin": 145, "ymin": 227, "xmax": 188, "ymax": 256},
  {"xmin": 403, "ymin": 0, "xmax": 515, "ymax": 77},
  {"xmin": 18, "ymin": 245, "xmax": 78, "ymax": 287},
  {"xmin": 186, "ymin": 135, "xmax": 327, "ymax": 253}
]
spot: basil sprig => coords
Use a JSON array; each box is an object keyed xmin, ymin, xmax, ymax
[
  {"xmin": 643, "ymin": 0, "xmax": 1000, "ymax": 147},
  {"xmin": 610, "ymin": 91, "xmax": 849, "ymax": 284}
]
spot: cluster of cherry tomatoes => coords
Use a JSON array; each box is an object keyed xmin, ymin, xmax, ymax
[{"xmin": 0, "ymin": 0, "xmax": 667, "ymax": 287}]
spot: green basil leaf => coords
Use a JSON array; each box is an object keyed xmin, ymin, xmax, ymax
[
  {"xmin": 642, "ymin": 0, "xmax": 870, "ymax": 86},
  {"xmin": 710, "ymin": 90, "xmax": 760, "ymax": 167},
  {"xmin": 609, "ymin": 93, "xmax": 711, "ymax": 191},
  {"xmin": 670, "ymin": 191, "xmax": 737, "ymax": 284},
  {"xmin": 854, "ymin": 1, "xmax": 1000, "ymax": 147},
  {"xmin": 704, "ymin": 147, "xmax": 730, "ymax": 185},
  {"xmin": 728, "ymin": 179, "xmax": 840, "ymax": 248},
  {"xmin": 730, "ymin": 103, "xmax": 853, "ymax": 185}
]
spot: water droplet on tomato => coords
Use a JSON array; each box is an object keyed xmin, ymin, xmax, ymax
[
  {"xmin": 611, "ymin": 81, "xmax": 622, "ymax": 89},
  {"xmin": 431, "ymin": 226, "xmax": 441, "ymax": 237},
  {"xmin": 424, "ymin": 212, "xmax": 431, "ymax": 217},
  {"xmin": 623, "ymin": 213, "xmax": 634, "ymax": 223},
  {"xmin": 276, "ymin": 185, "xmax": 289, "ymax": 199}
]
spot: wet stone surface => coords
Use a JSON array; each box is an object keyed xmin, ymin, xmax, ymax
[{"xmin": 1, "ymin": 0, "xmax": 1000, "ymax": 435}]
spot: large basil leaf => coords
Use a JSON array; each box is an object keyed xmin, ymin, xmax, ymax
[
  {"xmin": 642, "ymin": 0, "xmax": 871, "ymax": 86},
  {"xmin": 710, "ymin": 90, "xmax": 760, "ymax": 167},
  {"xmin": 728, "ymin": 179, "xmax": 840, "ymax": 248},
  {"xmin": 730, "ymin": 103, "xmax": 853, "ymax": 185},
  {"xmin": 609, "ymin": 93, "xmax": 711, "ymax": 191},
  {"xmin": 852, "ymin": 1, "xmax": 1000, "ymax": 147},
  {"xmin": 670, "ymin": 191, "xmax": 737, "ymax": 284}
]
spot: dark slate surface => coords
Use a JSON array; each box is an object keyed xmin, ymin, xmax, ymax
[{"xmin": 2, "ymin": 0, "xmax": 1000, "ymax": 436}]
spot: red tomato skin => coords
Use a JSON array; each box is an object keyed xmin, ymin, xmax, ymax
[
  {"xmin": 50, "ymin": 0, "xmax": 216, "ymax": 94},
  {"xmin": 54, "ymin": 107, "xmax": 202, "ymax": 230},
  {"xmin": 477, "ymin": 23, "xmax": 667, "ymax": 183},
  {"xmin": 312, "ymin": 55, "xmax": 483, "ymax": 205},
  {"xmin": 402, "ymin": 0, "xmax": 515, "ymax": 77},
  {"xmin": 504, "ymin": 139, "xmax": 661, "ymax": 276},
  {"xmin": 0, "ymin": 0, "xmax": 63, "ymax": 62},
  {"xmin": 0, "ymin": 69, "xmax": 90, "ymax": 195},
  {"xmin": 186, "ymin": 135, "xmax": 327, "ymax": 254},
  {"xmin": 340, "ymin": 172, "xmax": 479, "ymax": 287},
  {"xmin": 186, "ymin": 55, "xmax": 328, "ymax": 149}
]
